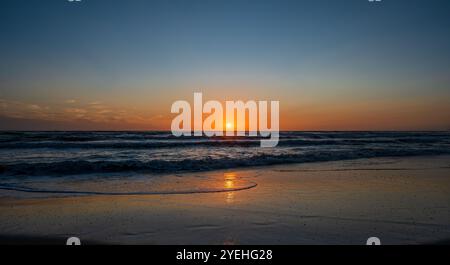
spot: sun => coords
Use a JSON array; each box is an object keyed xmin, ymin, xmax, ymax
[{"xmin": 226, "ymin": 122, "xmax": 233, "ymax": 130}]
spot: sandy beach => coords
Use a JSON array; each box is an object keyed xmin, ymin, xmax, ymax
[{"xmin": 1, "ymin": 155, "xmax": 449, "ymax": 245}]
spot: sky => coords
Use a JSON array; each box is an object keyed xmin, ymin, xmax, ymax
[{"xmin": 0, "ymin": 0, "xmax": 449, "ymax": 131}]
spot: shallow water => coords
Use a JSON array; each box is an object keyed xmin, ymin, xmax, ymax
[{"xmin": 0, "ymin": 171, "xmax": 258, "ymax": 198}]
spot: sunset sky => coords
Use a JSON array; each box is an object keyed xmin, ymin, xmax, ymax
[{"xmin": 1, "ymin": 0, "xmax": 449, "ymax": 131}]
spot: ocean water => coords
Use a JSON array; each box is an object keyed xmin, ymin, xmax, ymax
[
  {"xmin": 0, "ymin": 131, "xmax": 449, "ymax": 197},
  {"xmin": 1, "ymin": 131, "xmax": 449, "ymax": 178}
]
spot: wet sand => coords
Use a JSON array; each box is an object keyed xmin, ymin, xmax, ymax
[{"xmin": 0, "ymin": 156, "xmax": 449, "ymax": 245}]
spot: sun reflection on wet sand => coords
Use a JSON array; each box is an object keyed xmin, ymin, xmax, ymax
[
  {"xmin": 224, "ymin": 172, "xmax": 236, "ymax": 188},
  {"xmin": 224, "ymin": 172, "xmax": 236, "ymax": 203},
  {"xmin": 225, "ymin": 192, "xmax": 234, "ymax": 204}
]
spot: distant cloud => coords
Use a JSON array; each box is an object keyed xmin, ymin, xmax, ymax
[
  {"xmin": 0, "ymin": 98, "xmax": 169, "ymax": 130},
  {"xmin": 0, "ymin": 99, "xmax": 7, "ymax": 109},
  {"xmin": 0, "ymin": 100, "xmax": 51, "ymax": 120},
  {"xmin": 149, "ymin": 114, "xmax": 165, "ymax": 121},
  {"xmin": 28, "ymin": 104, "xmax": 41, "ymax": 110},
  {"xmin": 64, "ymin": 108, "xmax": 88, "ymax": 120}
]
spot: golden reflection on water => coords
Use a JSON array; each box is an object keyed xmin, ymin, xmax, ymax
[
  {"xmin": 225, "ymin": 192, "xmax": 234, "ymax": 204},
  {"xmin": 224, "ymin": 172, "xmax": 236, "ymax": 188},
  {"xmin": 224, "ymin": 172, "xmax": 236, "ymax": 204}
]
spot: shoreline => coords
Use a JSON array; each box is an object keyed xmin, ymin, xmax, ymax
[{"xmin": 1, "ymin": 155, "xmax": 449, "ymax": 245}]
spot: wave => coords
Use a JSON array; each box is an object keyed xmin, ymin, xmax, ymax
[
  {"xmin": 1, "ymin": 137, "xmax": 448, "ymax": 149},
  {"xmin": 2, "ymin": 147, "xmax": 449, "ymax": 177},
  {"xmin": 0, "ymin": 182, "xmax": 257, "ymax": 196},
  {"xmin": 1, "ymin": 131, "xmax": 449, "ymax": 177}
]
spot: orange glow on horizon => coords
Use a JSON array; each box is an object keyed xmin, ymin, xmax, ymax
[{"xmin": 2, "ymin": 94, "xmax": 450, "ymax": 131}]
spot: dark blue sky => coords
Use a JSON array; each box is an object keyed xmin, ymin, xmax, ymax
[{"xmin": 1, "ymin": 0, "xmax": 449, "ymax": 130}]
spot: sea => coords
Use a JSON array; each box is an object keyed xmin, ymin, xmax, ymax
[{"xmin": 1, "ymin": 131, "xmax": 449, "ymax": 178}]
